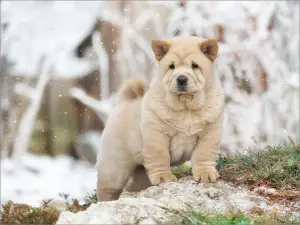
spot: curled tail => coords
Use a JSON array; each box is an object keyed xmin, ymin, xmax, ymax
[{"xmin": 117, "ymin": 78, "xmax": 145, "ymax": 104}]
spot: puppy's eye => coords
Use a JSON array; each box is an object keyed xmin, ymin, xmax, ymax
[
  {"xmin": 192, "ymin": 62, "xmax": 199, "ymax": 69},
  {"xmin": 169, "ymin": 64, "xmax": 175, "ymax": 70}
]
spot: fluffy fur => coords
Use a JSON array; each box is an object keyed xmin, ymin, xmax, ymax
[{"xmin": 96, "ymin": 36, "xmax": 225, "ymax": 201}]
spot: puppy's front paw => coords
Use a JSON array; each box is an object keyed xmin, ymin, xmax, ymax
[
  {"xmin": 148, "ymin": 171, "xmax": 177, "ymax": 185},
  {"xmin": 192, "ymin": 166, "xmax": 219, "ymax": 183}
]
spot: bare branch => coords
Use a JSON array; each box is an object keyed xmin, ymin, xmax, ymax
[
  {"xmin": 92, "ymin": 31, "xmax": 110, "ymax": 100},
  {"xmin": 69, "ymin": 87, "xmax": 113, "ymax": 124},
  {"xmin": 12, "ymin": 58, "xmax": 52, "ymax": 159}
]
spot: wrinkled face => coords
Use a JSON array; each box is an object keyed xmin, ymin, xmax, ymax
[
  {"xmin": 152, "ymin": 37, "xmax": 218, "ymax": 95},
  {"xmin": 161, "ymin": 53, "xmax": 206, "ymax": 94}
]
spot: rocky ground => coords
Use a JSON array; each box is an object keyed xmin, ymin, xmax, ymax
[{"xmin": 56, "ymin": 177, "xmax": 299, "ymax": 224}]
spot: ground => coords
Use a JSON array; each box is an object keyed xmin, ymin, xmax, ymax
[{"xmin": 1, "ymin": 141, "xmax": 299, "ymax": 224}]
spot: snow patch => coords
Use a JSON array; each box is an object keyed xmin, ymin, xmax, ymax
[{"xmin": 1, "ymin": 154, "xmax": 97, "ymax": 207}]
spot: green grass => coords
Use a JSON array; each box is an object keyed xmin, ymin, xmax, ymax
[
  {"xmin": 178, "ymin": 208, "xmax": 300, "ymax": 225},
  {"xmin": 172, "ymin": 163, "xmax": 192, "ymax": 179},
  {"xmin": 83, "ymin": 190, "xmax": 98, "ymax": 206},
  {"xmin": 181, "ymin": 210, "xmax": 249, "ymax": 225},
  {"xmin": 172, "ymin": 141, "xmax": 300, "ymax": 191},
  {"xmin": 217, "ymin": 141, "xmax": 300, "ymax": 190}
]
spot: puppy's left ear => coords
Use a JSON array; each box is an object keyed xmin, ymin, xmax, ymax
[
  {"xmin": 152, "ymin": 39, "xmax": 171, "ymax": 61},
  {"xmin": 200, "ymin": 38, "xmax": 219, "ymax": 62}
]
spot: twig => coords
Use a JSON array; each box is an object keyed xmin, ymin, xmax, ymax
[
  {"xmin": 100, "ymin": 8, "xmax": 156, "ymax": 64},
  {"xmin": 14, "ymin": 83, "xmax": 36, "ymax": 100},
  {"xmin": 69, "ymin": 87, "xmax": 113, "ymax": 124},
  {"xmin": 12, "ymin": 57, "xmax": 52, "ymax": 159}
]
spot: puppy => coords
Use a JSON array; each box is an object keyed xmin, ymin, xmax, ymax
[{"xmin": 96, "ymin": 36, "xmax": 224, "ymax": 201}]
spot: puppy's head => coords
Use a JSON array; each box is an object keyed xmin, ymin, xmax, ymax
[{"xmin": 152, "ymin": 36, "xmax": 218, "ymax": 96}]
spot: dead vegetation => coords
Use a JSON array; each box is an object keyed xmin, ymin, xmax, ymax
[
  {"xmin": 0, "ymin": 191, "xmax": 98, "ymax": 225},
  {"xmin": 0, "ymin": 201, "xmax": 60, "ymax": 225}
]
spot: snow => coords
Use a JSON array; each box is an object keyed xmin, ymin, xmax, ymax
[
  {"xmin": 1, "ymin": 1, "xmax": 105, "ymax": 77},
  {"xmin": 1, "ymin": 154, "xmax": 97, "ymax": 207}
]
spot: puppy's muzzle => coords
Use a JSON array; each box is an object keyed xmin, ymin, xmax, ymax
[{"xmin": 176, "ymin": 75, "xmax": 188, "ymax": 92}]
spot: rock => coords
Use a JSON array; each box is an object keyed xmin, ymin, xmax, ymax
[
  {"xmin": 57, "ymin": 197, "xmax": 177, "ymax": 224},
  {"xmin": 56, "ymin": 177, "xmax": 283, "ymax": 224},
  {"xmin": 204, "ymin": 187, "xmax": 222, "ymax": 199}
]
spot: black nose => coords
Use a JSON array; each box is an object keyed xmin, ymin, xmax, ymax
[{"xmin": 177, "ymin": 75, "xmax": 188, "ymax": 86}]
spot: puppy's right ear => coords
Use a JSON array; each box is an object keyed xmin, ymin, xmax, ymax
[{"xmin": 151, "ymin": 39, "xmax": 171, "ymax": 61}]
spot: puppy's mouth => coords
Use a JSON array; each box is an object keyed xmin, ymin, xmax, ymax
[
  {"xmin": 177, "ymin": 86, "xmax": 188, "ymax": 92},
  {"xmin": 178, "ymin": 93, "xmax": 193, "ymax": 102}
]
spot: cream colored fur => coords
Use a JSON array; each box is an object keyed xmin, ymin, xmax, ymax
[{"xmin": 96, "ymin": 36, "xmax": 224, "ymax": 201}]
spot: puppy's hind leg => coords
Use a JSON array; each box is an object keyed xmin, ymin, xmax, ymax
[{"xmin": 96, "ymin": 160, "xmax": 135, "ymax": 202}]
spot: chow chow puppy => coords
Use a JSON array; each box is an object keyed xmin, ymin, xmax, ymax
[{"xmin": 96, "ymin": 36, "xmax": 224, "ymax": 201}]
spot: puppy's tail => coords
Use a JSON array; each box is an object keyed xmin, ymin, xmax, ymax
[{"xmin": 117, "ymin": 78, "xmax": 145, "ymax": 104}]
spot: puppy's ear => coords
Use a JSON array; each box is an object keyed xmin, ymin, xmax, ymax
[
  {"xmin": 152, "ymin": 39, "xmax": 171, "ymax": 61},
  {"xmin": 200, "ymin": 38, "xmax": 219, "ymax": 62}
]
